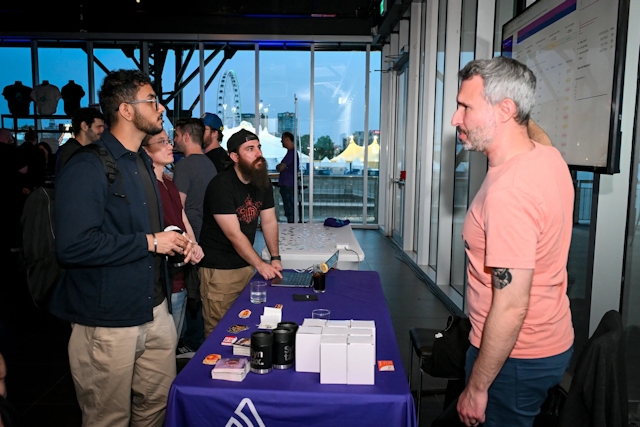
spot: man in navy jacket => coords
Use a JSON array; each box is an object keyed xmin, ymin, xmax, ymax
[{"xmin": 51, "ymin": 69, "xmax": 192, "ymax": 427}]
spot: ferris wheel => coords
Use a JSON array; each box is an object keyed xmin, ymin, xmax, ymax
[{"xmin": 216, "ymin": 70, "xmax": 242, "ymax": 129}]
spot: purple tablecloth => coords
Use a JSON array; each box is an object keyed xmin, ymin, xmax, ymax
[{"xmin": 165, "ymin": 270, "xmax": 417, "ymax": 427}]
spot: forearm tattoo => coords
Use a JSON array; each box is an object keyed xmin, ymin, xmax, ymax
[{"xmin": 492, "ymin": 268, "xmax": 512, "ymax": 289}]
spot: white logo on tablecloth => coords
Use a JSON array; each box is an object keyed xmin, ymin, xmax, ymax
[{"xmin": 225, "ymin": 398, "xmax": 266, "ymax": 427}]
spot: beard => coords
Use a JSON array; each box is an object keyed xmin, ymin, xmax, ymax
[
  {"xmin": 237, "ymin": 155, "xmax": 271, "ymax": 190},
  {"xmin": 458, "ymin": 118, "xmax": 495, "ymax": 153},
  {"xmin": 133, "ymin": 109, "xmax": 163, "ymax": 136}
]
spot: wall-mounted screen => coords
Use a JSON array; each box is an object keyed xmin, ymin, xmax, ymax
[{"xmin": 502, "ymin": 0, "xmax": 629, "ymax": 174}]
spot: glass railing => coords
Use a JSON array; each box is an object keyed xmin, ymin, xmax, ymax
[{"xmin": 272, "ymin": 175, "xmax": 379, "ymax": 224}]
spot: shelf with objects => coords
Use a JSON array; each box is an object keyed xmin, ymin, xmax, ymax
[{"xmin": 2, "ymin": 79, "xmax": 87, "ymax": 145}]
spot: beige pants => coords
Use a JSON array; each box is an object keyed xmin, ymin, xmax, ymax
[
  {"xmin": 68, "ymin": 299, "xmax": 178, "ymax": 427},
  {"xmin": 200, "ymin": 265, "xmax": 255, "ymax": 337}
]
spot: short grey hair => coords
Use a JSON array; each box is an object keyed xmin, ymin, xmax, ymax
[{"xmin": 459, "ymin": 57, "xmax": 536, "ymax": 125}]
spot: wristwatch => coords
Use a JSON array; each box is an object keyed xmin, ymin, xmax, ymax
[{"xmin": 270, "ymin": 255, "xmax": 282, "ymax": 261}]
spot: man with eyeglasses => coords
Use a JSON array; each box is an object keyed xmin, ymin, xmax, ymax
[
  {"xmin": 51, "ymin": 69, "xmax": 192, "ymax": 427},
  {"xmin": 202, "ymin": 112, "xmax": 231, "ymax": 173},
  {"xmin": 198, "ymin": 129, "xmax": 282, "ymax": 337}
]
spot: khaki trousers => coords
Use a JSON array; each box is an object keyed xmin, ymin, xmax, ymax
[
  {"xmin": 68, "ymin": 299, "xmax": 178, "ymax": 427},
  {"xmin": 200, "ymin": 265, "xmax": 255, "ymax": 337}
]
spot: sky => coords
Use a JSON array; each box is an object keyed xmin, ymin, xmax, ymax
[{"xmin": 0, "ymin": 46, "xmax": 381, "ymax": 147}]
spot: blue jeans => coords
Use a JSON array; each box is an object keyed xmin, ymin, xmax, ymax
[
  {"xmin": 465, "ymin": 345, "xmax": 573, "ymax": 427},
  {"xmin": 279, "ymin": 185, "xmax": 295, "ymax": 223},
  {"xmin": 171, "ymin": 288, "xmax": 187, "ymax": 336}
]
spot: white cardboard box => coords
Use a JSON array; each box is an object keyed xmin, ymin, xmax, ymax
[
  {"xmin": 326, "ymin": 320, "xmax": 351, "ymax": 327},
  {"xmin": 302, "ymin": 318, "xmax": 327, "ymax": 328},
  {"xmin": 347, "ymin": 335, "xmax": 375, "ymax": 385},
  {"xmin": 350, "ymin": 320, "xmax": 376, "ymax": 357},
  {"xmin": 320, "ymin": 335, "xmax": 348, "ymax": 384},
  {"xmin": 322, "ymin": 326, "xmax": 349, "ymax": 336},
  {"xmin": 348, "ymin": 327, "xmax": 376, "ymax": 365},
  {"xmin": 295, "ymin": 326, "xmax": 323, "ymax": 373}
]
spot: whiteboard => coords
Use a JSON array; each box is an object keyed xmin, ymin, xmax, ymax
[{"xmin": 502, "ymin": 0, "xmax": 629, "ymax": 173}]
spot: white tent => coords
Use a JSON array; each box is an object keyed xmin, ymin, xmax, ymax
[{"xmin": 220, "ymin": 121, "xmax": 309, "ymax": 170}]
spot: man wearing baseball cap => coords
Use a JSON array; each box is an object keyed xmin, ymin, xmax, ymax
[
  {"xmin": 198, "ymin": 129, "xmax": 282, "ymax": 336},
  {"xmin": 201, "ymin": 113, "xmax": 231, "ymax": 173}
]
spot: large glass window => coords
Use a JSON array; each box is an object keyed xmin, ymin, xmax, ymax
[
  {"xmin": 450, "ymin": 0, "xmax": 477, "ymax": 295},
  {"xmin": 209, "ymin": 48, "xmax": 256, "ymax": 133},
  {"xmin": 567, "ymin": 171, "xmax": 594, "ymax": 372},
  {"xmin": 0, "ymin": 47, "xmax": 34, "ymax": 143},
  {"xmin": 367, "ymin": 51, "xmax": 382, "ymax": 223},
  {"xmin": 93, "ymin": 45, "xmax": 141, "ymax": 102},
  {"xmin": 624, "ymin": 129, "xmax": 640, "ymax": 416},
  {"xmin": 429, "ymin": 0, "xmax": 448, "ymax": 268},
  {"xmin": 259, "ymin": 49, "xmax": 310, "ymax": 222},
  {"xmin": 38, "ymin": 46, "xmax": 89, "ymax": 116},
  {"xmin": 313, "ymin": 50, "xmax": 367, "ymax": 223}
]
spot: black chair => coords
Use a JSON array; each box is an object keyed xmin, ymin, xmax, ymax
[
  {"xmin": 559, "ymin": 310, "xmax": 628, "ymax": 427},
  {"xmin": 409, "ymin": 317, "xmax": 470, "ymax": 426}
]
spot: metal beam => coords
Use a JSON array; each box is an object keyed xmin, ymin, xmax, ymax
[
  {"xmin": 164, "ymin": 46, "xmax": 223, "ymax": 105},
  {"xmin": 175, "ymin": 45, "xmax": 196, "ymax": 86},
  {"xmin": 188, "ymin": 47, "xmax": 236, "ymax": 113}
]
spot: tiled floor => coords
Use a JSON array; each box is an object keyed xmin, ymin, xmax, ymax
[{"xmin": 1, "ymin": 229, "xmax": 455, "ymax": 427}]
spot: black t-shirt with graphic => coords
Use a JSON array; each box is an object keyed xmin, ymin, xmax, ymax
[
  {"xmin": 2, "ymin": 83, "xmax": 33, "ymax": 116},
  {"xmin": 199, "ymin": 168, "xmax": 274, "ymax": 269}
]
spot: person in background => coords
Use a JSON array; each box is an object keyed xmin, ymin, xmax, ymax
[
  {"xmin": 142, "ymin": 130, "xmax": 204, "ymax": 341},
  {"xmin": 201, "ymin": 112, "xmax": 230, "ymax": 173},
  {"xmin": 51, "ymin": 69, "xmax": 192, "ymax": 427},
  {"xmin": 198, "ymin": 129, "xmax": 282, "ymax": 337},
  {"xmin": 276, "ymin": 131, "xmax": 299, "ymax": 223},
  {"xmin": 18, "ymin": 128, "xmax": 45, "ymax": 193},
  {"xmin": 452, "ymin": 57, "xmax": 574, "ymax": 427},
  {"xmin": 56, "ymin": 107, "xmax": 105, "ymax": 174},
  {"xmin": 0, "ymin": 129, "xmax": 27, "ymax": 253},
  {"xmin": 36, "ymin": 141, "xmax": 55, "ymax": 179},
  {"xmin": 172, "ymin": 117, "xmax": 217, "ymax": 356}
]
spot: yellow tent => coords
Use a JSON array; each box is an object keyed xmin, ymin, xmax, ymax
[
  {"xmin": 365, "ymin": 136, "xmax": 379, "ymax": 168},
  {"xmin": 331, "ymin": 136, "xmax": 364, "ymax": 162}
]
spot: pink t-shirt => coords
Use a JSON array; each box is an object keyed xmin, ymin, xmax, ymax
[{"xmin": 462, "ymin": 142, "xmax": 574, "ymax": 359}]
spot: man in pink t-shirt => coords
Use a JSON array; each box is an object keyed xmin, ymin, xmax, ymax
[{"xmin": 453, "ymin": 57, "xmax": 574, "ymax": 427}]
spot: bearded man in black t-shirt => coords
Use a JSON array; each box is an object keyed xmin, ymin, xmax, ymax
[{"xmin": 198, "ymin": 129, "xmax": 283, "ymax": 336}]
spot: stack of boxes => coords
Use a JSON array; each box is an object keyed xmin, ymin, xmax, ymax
[{"xmin": 295, "ymin": 319, "xmax": 376, "ymax": 385}]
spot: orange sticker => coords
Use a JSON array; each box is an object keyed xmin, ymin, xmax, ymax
[
  {"xmin": 203, "ymin": 354, "xmax": 222, "ymax": 365},
  {"xmin": 238, "ymin": 309, "xmax": 251, "ymax": 319},
  {"xmin": 377, "ymin": 360, "xmax": 395, "ymax": 371}
]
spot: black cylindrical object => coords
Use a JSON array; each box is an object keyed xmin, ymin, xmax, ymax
[
  {"xmin": 250, "ymin": 331, "xmax": 273, "ymax": 374},
  {"xmin": 277, "ymin": 321, "xmax": 299, "ymax": 333},
  {"xmin": 164, "ymin": 225, "xmax": 185, "ymax": 267},
  {"xmin": 273, "ymin": 327, "xmax": 296, "ymax": 369}
]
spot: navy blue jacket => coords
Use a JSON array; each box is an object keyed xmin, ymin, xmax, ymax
[{"xmin": 50, "ymin": 129, "xmax": 169, "ymax": 327}]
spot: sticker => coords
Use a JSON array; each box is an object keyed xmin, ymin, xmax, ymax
[
  {"xmin": 228, "ymin": 324, "xmax": 250, "ymax": 334},
  {"xmin": 203, "ymin": 353, "xmax": 221, "ymax": 365},
  {"xmin": 377, "ymin": 360, "xmax": 395, "ymax": 371},
  {"xmin": 274, "ymin": 304, "xmax": 283, "ymax": 310},
  {"xmin": 238, "ymin": 309, "xmax": 251, "ymax": 319},
  {"xmin": 221, "ymin": 336, "xmax": 237, "ymax": 346}
]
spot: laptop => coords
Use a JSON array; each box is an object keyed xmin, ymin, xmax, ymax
[{"xmin": 271, "ymin": 250, "xmax": 340, "ymax": 287}]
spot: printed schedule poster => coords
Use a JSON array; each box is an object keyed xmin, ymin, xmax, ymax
[{"xmin": 502, "ymin": 0, "xmax": 622, "ymax": 170}]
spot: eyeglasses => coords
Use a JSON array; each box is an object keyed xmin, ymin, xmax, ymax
[
  {"xmin": 147, "ymin": 139, "xmax": 173, "ymax": 147},
  {"xmin": 120, "ymin": 96, "xmax": 160, "ymax": 111}
]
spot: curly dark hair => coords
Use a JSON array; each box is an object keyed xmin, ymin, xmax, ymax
[
  {"xmin": 71, "ymin": 107, "xmax": 105, "ymax": 135},
  {"xmin": 98, "ymin": 69, "xmax": 153, "ymax": 126}
]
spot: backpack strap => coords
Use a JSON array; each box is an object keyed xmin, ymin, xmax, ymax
[{"xmin": 74, "ymin": 144, "xmax": 119, "ymax": 185}]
